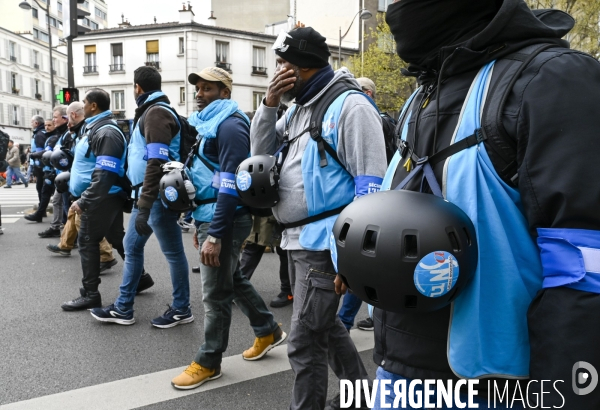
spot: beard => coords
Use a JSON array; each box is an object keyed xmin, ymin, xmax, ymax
[{"xmin": 281, "ymin": 66, "xmax": 305, "ymax": 104}]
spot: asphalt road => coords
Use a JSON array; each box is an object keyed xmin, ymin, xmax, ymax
[{"xmin": 0, "ymin": 187, "xmax": 376, "ymax": 409}]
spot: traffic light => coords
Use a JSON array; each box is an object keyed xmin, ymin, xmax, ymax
[{"xmin": 62, "ymin": 88, "xmax": 80, "ymax": 104}]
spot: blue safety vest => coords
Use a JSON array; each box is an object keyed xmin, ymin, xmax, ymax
[
  {"xmin": 297, "ymin": 90, "xmax": 383, "ymax": 251},
  {"xmin": 382, "ymin": 62, "xmax": 544, "ymax": 379},
  {"xmin": 52, "ymin": 128, "xmax": 71, "ymax": 175},
  {"xmin": 69, "ymin": 121, "xmax": 126, "ymax": 198},
  {"xmin": 127, "ymin": 93, "xmax": 181, "ymax": 196},
  {"xmin": 190, "ymin": 113, "xmax": 249, "ymax": 223}
]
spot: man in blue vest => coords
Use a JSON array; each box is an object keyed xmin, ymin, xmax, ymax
[
  {"xmin": 171, "ymin": 67, "xmax": 284, "ymax": 390},
  {"xmin": 61, "ymin": 88, "xmax": 128, "ymax": 311},
  {"xmin": 90, "ymin": 66, "xmax": 191, "ymax": 327},
  {"xmin": 364, "ymin": 0, "xmax": 600, "ymax": 408},
  {"xmin": 29, "ymin": 115, "xmax": 46, "ymax": 204},
  {"xmin": 250, "ymin": 27, "xmax": 387, "ymax": 410}
]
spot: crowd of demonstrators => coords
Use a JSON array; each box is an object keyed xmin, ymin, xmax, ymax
[
  {"xmin": 171, "ymin": 67, "xmax": 285, "ymax": 390},
  {"xmin": 251, "ymin": 27, "xmax": 386, "ymax": 409}
]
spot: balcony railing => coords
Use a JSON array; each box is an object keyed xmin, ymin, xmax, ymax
[
  {"xmin": 34, "ymin": 63, "xmax": 39, "ymax": 69},
  {"xmin": 215, "ymin": 62, "xmax": 231, "ymax": 72},
  {"xmin": 35, "ymin": 93, "xmax": 42, "ymax": 100},
  {"xmin": 252, "ymin": 66, "xmax": 267, "ymax": 75},
  {"xmin": 83, "ymin": 65, "xmax": 97, "ymax": 73},
  {"xmin": 109, "ymin": 64, "xmax": 125, "ymax": 72},
  {"xmin": 10, "ymin": 56, "xmax": 17, "ymax": 62},
  {"xmin": 12, "ymin": 87, "xmax": 20, "ymax": 95},
  {"xmin": 145, "ymin": 61, "xmax": 160, "ymax": 70}
]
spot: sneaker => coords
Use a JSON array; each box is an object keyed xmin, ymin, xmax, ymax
[
  {"xmin": 24, "ymin": 213, "xmax": 43, "ymax": 222},
  {"xmin": 270, "ymin": 291, "xmax": 293, "ymax": 308},
  {"xmin": 171, "ymin": 362, "xmax": 221, "ymax": 390},
  {"xmin": 61, "ymin": 288, "xmax": 102, "ymax": 311},
  {"xmin": 38, "ymin": 227, "xmax": 61, "ymax": 238},
  {"xmin": 0, "ymin": 228, "xmax": 3, "ymax": 235},
  {"xmin": 151, "ymin": 305, "xmax": 194, "ymax": 328},
  {"xmin": 177, "ymin": 219, "xmax": 194, "ymax": 233},
  {"xmin": 136, "ymin": 271, "xmax": 155, "ymax": 294},
  {"xmin": 47, "ymin": 244, "xmax": 71, "ymax": 256},
  {"xmin": 242, "ymin": 326, "xmax": 287, "ymax": 361},
  {"xmin": 90, "ymin": 304, "xmax": 135, "ymax": 325},
  {"xmin": 99, "ymin": 258, "xmax": 118, "ymax": 274},
  {"xmin": 3, "ymin": 185, "xmax": 11, "ymax": 188},
  {"xmin": 24, "ymin": 181, "xmax": 28, "ymax": 188},
  {"xmin": 357, "ymin": 317, "xmax": 374, "ymax": 331}
]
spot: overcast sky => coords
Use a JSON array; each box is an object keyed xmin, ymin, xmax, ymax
[{"xmin": 105, "ymin": 0, "xmax": 211, "ymax": 28}]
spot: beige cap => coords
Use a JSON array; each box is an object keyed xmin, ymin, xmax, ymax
[
  {"xmin": 188, "ymin": 67, "xmax": 233, "ymax": 91},
  {"xmin": 356, "ymin": 77, "xmax": 376, "ymax": 94}
]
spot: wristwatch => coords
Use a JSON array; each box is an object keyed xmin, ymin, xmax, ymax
[{"xmin": 207, "ymin": 235, "xmax": 221, "ymax": 244}]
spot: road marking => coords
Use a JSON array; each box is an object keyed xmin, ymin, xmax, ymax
[
  {"xmin": 1, "ymin": 218, "xmax": 20, "ymax": 224},
  {"xmin": 0, "ymin": 329, "xmax": 374, "ymax": 410}
]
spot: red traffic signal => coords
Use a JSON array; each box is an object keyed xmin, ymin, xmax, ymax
[{"xmin": 62, "ymin": 88, "xmax": 80, "ymax": 104}]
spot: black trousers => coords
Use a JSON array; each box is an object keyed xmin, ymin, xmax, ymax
[
  {"xmin": 239, "ymin": 243, "xmax": 291, "ymax": 294},
  {"xmin": 528, "ymin": 287, "xmax": 600, "ymax": 409},
  {"xmin": 32, "ymin": 177, "xmax": 55, "ymax": 217},
  {"xmin": 33, "ymin": 167, "xmax": 44, "ymax": 203},
  {"xmin": 79, "ymin": 195, "xmax": 125, "ymax": 292}
]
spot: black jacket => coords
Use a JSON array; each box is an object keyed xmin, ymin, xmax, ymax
[
  {"xmin": 78, "ymin": 114, "xmax": 126, "ymax": 212},
  {"xmin": 375, "ymin": 0, "xmax": 600, "ymax": 381}
]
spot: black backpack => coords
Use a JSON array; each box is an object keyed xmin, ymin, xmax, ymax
[
  {"xmin": 137, "ymin": 102, "xmax": 198, "ymax": 165},
  {"xmin": 0, "ymin": 129, "xmax": 9, "ymax": 173},
  {"xmin": 380, "ymin": 112, "xmax": 398, "ymax": 164}
]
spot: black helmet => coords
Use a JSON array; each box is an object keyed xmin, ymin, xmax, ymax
[
  {"xmin": 41, "ymin": 150, "xmax": 53, "ymax": 167},
  {"xmin": 235, "ymin": 155, "xmax": 279, "ymax": 208},
  {"xmin": 332, "ymin": 190, "xmax": 478, "ymax": 313},
  {"xmin": 159, "ymin": 162, "xmax": 196, "ymax": 212},
  {"xmin": 54, "ymin": 171, "xmax": 70, "ymax": 194},
  {"xmin": 50, "ymin": 149, "xmax": 73, "ymax": 171}
]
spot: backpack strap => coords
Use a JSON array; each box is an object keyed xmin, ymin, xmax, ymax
[
  {"xmin": 84, "ymin": 118, "xmax": 122, "ymax": 158},
  {"xmin": 481, "ymin": 43, "xmax": 555, "ymax": 186}
]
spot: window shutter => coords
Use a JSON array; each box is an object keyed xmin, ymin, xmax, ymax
[
  {"xmin": 84, "ymin": 45, "xmax": 96, "ymax": 53},
  {"xmin": 0, "ymin": 103, "xmax": 4, "ymax": 124},
  {"xmin": 112, "ymin": 43, "xmax": 123, "ymax": 56},
  {"xmin": 30, "ymin": 49, "xmax": 34, "ymax": 67},
  {"xmin": 5, "ymin": 71, "xmax": 10, "ymax": 92},
  {"xmin": 41, "ymin": 81, "xmax": 45, "ymax": 101},
  {"xmin": 19, "ymin": 74, "xmax": 23, "ymax": 94},
  {"xmin": 31, "ymin": 78, "xmax": 36, "ymax": 97},
  {"xmin": 20, "ymin": 106, "xmax": 25, "ymax": 126},
  {"xmin": 146, "ymin": 40, "xmax": 159, "ymax": 54},
  {"xmin": 7, "ymin": 104, "xmax": 12, "ymax": 124},
  {"xmin": 17, "ymin": 45, "xmax": 22, "ymax": 63},
  {"xmin": 4, "ymin": 39, "xmax": 8, "ymax": 60}
]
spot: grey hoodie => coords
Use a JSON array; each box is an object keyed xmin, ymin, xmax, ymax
[{"xmin": 251, "ymin": 68, "xmax": 387, "ymax": 250}]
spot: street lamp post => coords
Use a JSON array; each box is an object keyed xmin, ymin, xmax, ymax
[
  {"xmin": 19, "ymin": 0, "xmax": 56, "ymax": 108},
  {"xmin": 338, "ymin": 8, "xmax": 372, "ymax": 68}
]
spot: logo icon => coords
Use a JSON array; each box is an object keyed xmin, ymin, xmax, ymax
[
  {"xmin": 59, "ymin": 158, "xmax": 69, "ymax": 167},
  {"xmin": 164, "ymin": 186, "xmax": 178, "ymax": 202},
  {"xmin": 414, "ymin": 251, "xmax": 459, "ymax": 298},
  {"xmin": 573, "ymin": 361, "xmax": 598, "ymax": 395},
  {"xmin": 236, "ymin": 171, "xmax": 252, "ymax": 192}
]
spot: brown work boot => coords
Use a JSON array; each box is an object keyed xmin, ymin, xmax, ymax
[
  {"xmin": 171, "ymin": 362, "xmax": 221, "ymax": 390},
  {"xmin": 242, "ymin": 326, "xmax": 287, "ymax": 361}
]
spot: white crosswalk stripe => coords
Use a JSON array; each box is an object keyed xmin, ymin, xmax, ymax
[{"xmin": 0, "ymin": 184, "xmax": 40, "ymax": 223}]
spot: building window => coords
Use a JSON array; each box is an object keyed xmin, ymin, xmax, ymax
[
  {"xmin": 33, "ymin": 50, "xmax": 39, "ymax": 68},
  {"xmin": 8, "ymin": 41, "xmax": 17, "ymax": 62},
  {"xmin": 178, "ymin": 37, "xmax": 184, "ymax": 54},
  {"xmin": 81, "ymin": 18, "xmax": 98, "ymax": 29},
  {"xmin": 253, "ymin": 92, "xmax": 265, "ymax": 111},
  {"xmin": 331, "ymin": 56, "xmax": 342, "ymax": 70},
  {"xmin": 57, "ymin": 1, "xmax": 62, "ymax": 13},
  {"xmin": 32, "ymin": 8, "xmax": 38, "ymax": 18},
  {"xmin": 11, "ymin": 73, "xmax": 19, "ymax": 94},
  {"xmin": 35, "ymin": 79, "xmax": 42, "ymax": 99},
  {"xmin": 12, "ymin": 105, "xmax": 20, "ymax": 126},
  {"xmin": 111, "ymin": 43, "xmax": 124, "ymax": 71},
  {"xmin": 95, "ymin": 7, "xmax": 107, "ymax": 20},
  {"xmin": 84, "ymin": 45, "xmax": 97, "ymax": 73},
  {"xmin": 252, "ymin": 47, "xmax": 267, "ymax": 75},
  {"xmin": 46, "ymin": 15, "xmax": 60, "ymax": 28},
  {"xmin": 215, "ymin": 41, "xmax": 230, "ymax": 71},
  {"xmin": 180, "ymin": 87, "xmax": 185, "ymax": 103},
  {"xmin": 378, "ymin": 0, "xmax": 393, "ymax": 12},
  {"xmin": 33, "ymin": 28, "xmax": 49, "ymax": 43},
  {"xmin": 112, "ymin": 91, "xmax": 125, "ymax": 111},
  {"xmin": 146, "ymin": 40, "xmax": 160, "ymax": 69},
  {"xmin": 81, "ymin": 0, "xmax": 89, "ymax": 9}
]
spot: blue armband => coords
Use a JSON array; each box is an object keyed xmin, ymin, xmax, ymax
[
  {"xmin": 538, "ymin": 228, "xmax": 600, "ymax": 294},
  {"xmin": 146, "ymin": 143, "xmax": 170, "ymax": 161},
  {"xmin": 218, "ymin": 172, "xmax": 239, "ymax": 197},
  {"xmin": 95, "ymin": 156, "xmax": 122, "ymax": 173},
  {"xmin": 354, "ymin": 175, "xmax": 383, "ymax": 197}
]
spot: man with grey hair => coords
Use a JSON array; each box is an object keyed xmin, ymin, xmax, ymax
[{"xmin": 38, "ymin": 105, "xmax": 72, "ymax": 237}]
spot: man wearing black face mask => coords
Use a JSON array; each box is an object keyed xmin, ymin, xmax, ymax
[{"xmin": 365, "ymin": 0, "xmax": 600, "ymax": 408}]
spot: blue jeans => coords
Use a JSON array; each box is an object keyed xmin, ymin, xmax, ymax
[
  {"xmin": 338, "ymin": 292, "xmax": 363, "ymax": 330},
  {"xmin": 373, "ymin": 367, "xmax": 518, "ymax": 410},
  {"xmin": 115, "ymin": 199, "xmax": 190, "ymax": 312},
  {"xmin": 194, "ymin": 212, "xmax": 278, "ymax": 369},
  {"xmin": 6, "ymin": 166, "xmax": 27, "ymax": 187}
]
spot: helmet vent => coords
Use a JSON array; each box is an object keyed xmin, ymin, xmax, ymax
[
  {"xmin": 338, "ymin": 222, "xmax": 351, "ymax": 244},
  {"xmin": 259, "ymin": 164, "xmax": 264, "ymax": 172},
  {"xmin": 363, "ymin": 230, "xmax": 378, "ymax": 253},
  {"xmin": 250, "ymin": 187, "xmax": 256, "ymax": 197},
  {"xmin": 248, "ymin": 164, "xmax": 254, "ymax": 173},
  {"xmin": 403, "ymin": 234, "xmax": 418, "ymax": 258},
  {"xmin": 365, "ymin": 286, "xmax": 379, "ymax": 302},
  {"xmin": 405, "ymin": 295, "xmax": 418, "ymax": 309},
  {"xmin": 447, "ymin": 229, "xmax": 461, "ymax": 252},
  {"xmin": 463, "ymin": 227, "xmax": 472, "ymax": 246}
]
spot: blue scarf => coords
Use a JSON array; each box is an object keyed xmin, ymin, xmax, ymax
[
  {"xmin": 136, "ymin": 90, "xmax": 162, "ymax": 107},
  {"xmin": 84, "ymin": 109, "xmax": 112, "ymax": 125},
  {"xmin": 188, "ymin": 99, "xmax": 248, "ymax": 139},
  {"xmin": 296, "ymin": 65, "xmax": 335, "ymax": 105}
]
